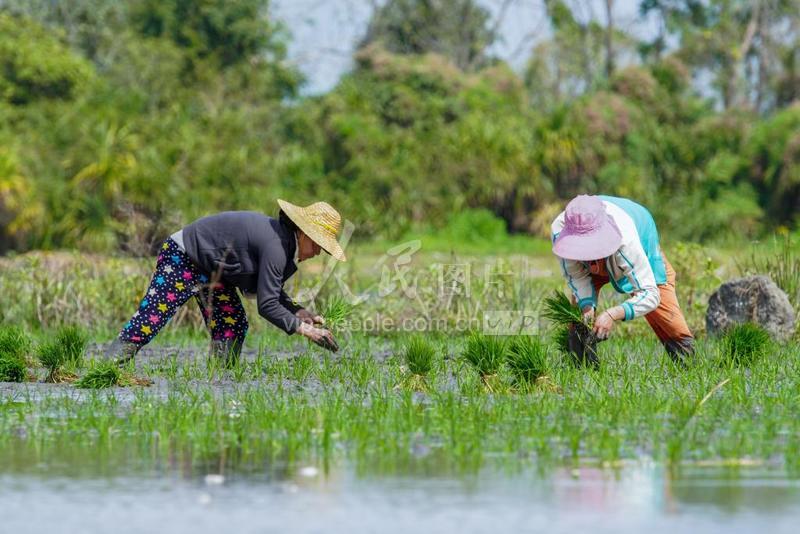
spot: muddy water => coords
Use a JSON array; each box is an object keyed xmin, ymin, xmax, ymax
[{"xmin": 1, "ymin": 461, "xmax": 798, "ymax": 533}]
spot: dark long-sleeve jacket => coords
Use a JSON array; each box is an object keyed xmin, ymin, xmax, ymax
[{"xmin": 182, "ymin": 211, "xmax": 303, "ymax": 334}]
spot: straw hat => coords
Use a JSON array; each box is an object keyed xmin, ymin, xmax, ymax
[{"xmin": 277, "ymin": 199, "xmax": 347, "ymax": 261}]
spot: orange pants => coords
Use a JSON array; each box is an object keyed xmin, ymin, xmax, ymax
[{"xmin": 591, "ymin": 255, "xmax": 694, "ymax": 356}]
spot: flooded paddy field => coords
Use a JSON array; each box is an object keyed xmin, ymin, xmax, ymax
[{"xmin": 3, "ymin": 333, "xmax": 800, "ymax": 532}]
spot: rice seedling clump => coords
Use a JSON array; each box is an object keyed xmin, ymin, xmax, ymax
[
  {"xmin": 463, "ymin": 332, "xmax": 507, "ymax": 390},
  {"xmin": 403, "ymin": 336, "xmax": 436, "ymax": 390},
  {"xmin": 75, "ymin": 361, "xmax": 122, "ymax": 389},
  {"xmin": 321, "ymin": 296, "xmax": 353, "ymax": 331},
  {"xmin": 543, "ymin": 291, "xmax": 598, "ymax": 368},
  {"xmin": 37, "ymin": 326, "xmax": 89, "ymax": 382},
  {"xmin": 0, "ymin": 326, "xmax": 31, "ymax": 382},
  {"xmin": 507, "ymin": 335, "xmax": 549, "ymax": 386},
  {"xmin": 720, "ymin": 323, "xmax": 772, "ymax": 366}
]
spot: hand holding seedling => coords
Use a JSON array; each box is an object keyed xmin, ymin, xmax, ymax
[
  {"xmin": 296, "ymin": 309, "xmax": 325, "ymax": 326},
  {"xmin": 581, "ymin": 306, "xmax": 595, "ymax": 325},
  {"xmin": 594, "ymin": 306, "xmax": 624, "ymax": 340},
  {"xmin": 298, "ymin": 322, "xmax": 339, "ymax": 352}
]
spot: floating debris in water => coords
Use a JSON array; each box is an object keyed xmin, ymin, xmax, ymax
[
  {"xmin": 298, "ymin": 466, "xmax": 319, "ymax": 478},
  {"xmin": 204, "ymin": 474, "xmax": 225, "ymax": 486}
]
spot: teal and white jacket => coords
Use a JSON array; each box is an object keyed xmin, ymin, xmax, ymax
[{"xmin": 551, "ymin": 196, "xmax": 667, "ymax": 321}]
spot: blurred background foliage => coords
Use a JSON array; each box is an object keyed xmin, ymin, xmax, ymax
[{"xmin": 0, "ymin": 0, "xmax": 799, "ymax": 255}]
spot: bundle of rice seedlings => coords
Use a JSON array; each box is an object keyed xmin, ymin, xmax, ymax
[
  {"xmin": 402, "ymin": 336, "xmax": 436, "ymax": 390},
  {"xmin": 463, "ymin": 332, "xmax": 507, "ymax": 391},
  {"xmin": 37, "ymin": 326, "xmax": 88, "ymax": 383},
  {"xmin": 75, "ymin": 361, "xmax": 121, "ymax": 389},
  {"xmin": 0, "ymin": 353, "xmax": 26, "ymax": 382},
  {"xmin": 720, "ymin": 323, "xmax": 772, "ymax": 367},
  {"xmin": 507, "ymin": 336, "xmax": 549, "ymax": 386},
  {"xmin": 543, "ymin": 291, "xmax": 599, "ymax": 368},
  {"xmin": 542, "ymin": 291, "xmax": 584, "ymax": 325},
  {"xmin": 321, "ymin": 296, "xmax": 353, "ymax": 331},
  {"xmin": 0, "ymin": 326, "xmax": 31, "ymax": 382}
]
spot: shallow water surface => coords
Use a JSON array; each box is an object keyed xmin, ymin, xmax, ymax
[{"xmin": 2, "ymin": 461, "xmax": 799, "ymax": 534}]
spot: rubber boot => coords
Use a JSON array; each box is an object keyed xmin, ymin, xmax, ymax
[
  {"xmin": 103, "ymin": 337, "xmax": 140, "ymax": 365},
  {"xmin": 664, "ymin": 337, "xmax": 695, "ymax": 366},
  {"xmin": 210, "ymin": 338, "xmax": 243, "ymax": 368}
]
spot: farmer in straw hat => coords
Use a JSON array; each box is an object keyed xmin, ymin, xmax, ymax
[
  {"xmin": 104, "ymin": 200, "xmax": 346, "ymax": 364},
  {"xmin": 551, "ymin": 195, "xmax": 695, "ymax": 362}
]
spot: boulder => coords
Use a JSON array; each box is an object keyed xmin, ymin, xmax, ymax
[{"xmin": 706, "ymin": 275, "xmax": 795, "ymax": 341}]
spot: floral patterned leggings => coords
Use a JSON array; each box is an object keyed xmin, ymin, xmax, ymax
[{"xmin": 119, "ymin": 238, "xmax": 249, "ymax": 347}]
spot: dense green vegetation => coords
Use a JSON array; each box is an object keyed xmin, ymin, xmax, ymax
[{"xmin": 0, "ymin": 0, "xmax": 799, "ymax": 254}]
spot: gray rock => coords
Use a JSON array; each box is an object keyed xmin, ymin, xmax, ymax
[{"xmin": 706, "ymin": 275, "xmax": 796, "ymax": 340}]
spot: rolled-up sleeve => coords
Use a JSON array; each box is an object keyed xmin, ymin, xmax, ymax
[
  {"xmin": 616, "ymin": 241, "xmax": 660, "ymax": 320},
  {"xmin": 257, "ymin": 245, "xmax": 301, "ymax": 334},
  {"xmin": 279, "ymin": 289, "xmax": 303, "ymax": 314},
  {"xmin": 560, "ymin": 259, "xmax": 596, "ymax": 310}
]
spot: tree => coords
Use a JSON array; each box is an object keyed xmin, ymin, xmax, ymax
[
  {"xmin": 640, "ymin": 0, "xmax": 800, "ymax": 112},
  {"xmin": 129, "ymin": 0, "xmax": 288, "ymax": 68},
  {"xmin": 524, "ymin": 0, "xmax": 635, "ymax": 106},
  {"xmin": 0, "ymin": 13, "xmax": 94, "ymax": 104},
  {"xmin": 359, "ymin": 0, "xmax": 496, "ymax": 71}
]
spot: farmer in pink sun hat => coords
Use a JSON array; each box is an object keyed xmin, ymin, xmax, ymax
[{"xmin": 551, "ymin": 195, "xmax": 695, "ymax": 362}]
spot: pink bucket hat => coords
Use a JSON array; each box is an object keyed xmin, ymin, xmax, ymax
[{"xmin": 552, "ymin": 195, "xmax": 622, "ymax": 261}]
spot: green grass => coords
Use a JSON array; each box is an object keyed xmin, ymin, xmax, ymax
[{"xmin": 719, "ymin": 323, "xmax": 773, "ymax": 367}]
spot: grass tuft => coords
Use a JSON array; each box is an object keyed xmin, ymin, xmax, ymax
[
  {"xmin": 720, "ymin": 323, "xmax": 772, "ymax": 367},
  {"xmin": 507, "ymin": 336, "xmax": 549, "ymax": 386}
]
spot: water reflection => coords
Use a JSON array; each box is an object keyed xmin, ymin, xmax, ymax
[{"xmin": 1, "ymin": 448, "xmax": 800, "ymax": 534}]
